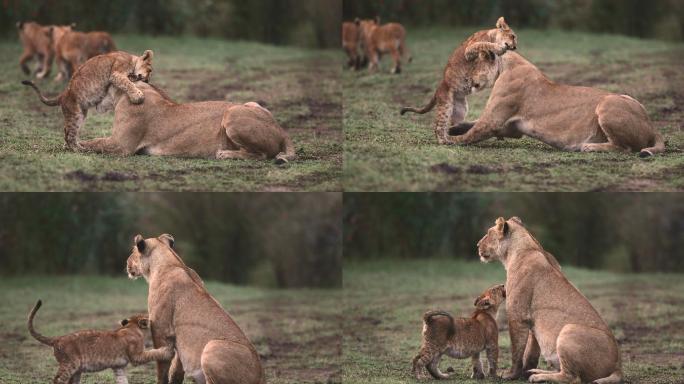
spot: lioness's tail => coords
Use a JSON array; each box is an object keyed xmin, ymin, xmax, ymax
[
  {"xmin": 400, "ymin": 93, "xmax": 436, "ymax": 116},
  {"xmin": 423, "ymin": 310, "xmax": 455, "ymax": 338},
  {"xmin": 28, "ymin": 300, "xmax": 55, "ymax": 346},
  {"xmin": 21, "ymin": 80, "xmax": 61, "ymax": 106},
  {"xmin": 639, "ymin": 131, "xmax": 665, "ymax": 158},
  {"xmin": 275, "ymin": 136, "xmax": 296, "ymax": 165}
]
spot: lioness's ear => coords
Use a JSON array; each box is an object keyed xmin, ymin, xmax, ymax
[
  {"xmin": 496, "ymin": 17, "xmax": 509, "ymax": 30},
  {"xmin": 120, "ymin": 318, "xmax": 129, "ymax": 326},
  {"xmin": 141, "ymin": 50, "xmax": 153, "ymax": 62},
  {"xmin": 495, "ymin": 217, "xmax": 509, "ymax": 235},
  {"xmin": 134, "ymin": 234, "xmax": 146, "ymax": 253},
  {"xmin": 159, "ymin": 233, "xmax": 175, "ymax": 249},
  {"xmin": 137, "ymin": 318, "xmax": 149, "ymax": 329}
]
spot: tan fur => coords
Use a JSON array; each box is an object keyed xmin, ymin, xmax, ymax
[
  {"xmin": 17, "ymin": 21, "xmax": 54, "ymax": 79},
  {"xmin": 478, "ymin": 217, "xmax": 623, "ymax": 383},
  {"xmin": 358, "ymin": 17, "xmax": 411, "ymax": 74},
  {"xmin": 412, "ymin": 284, "xmax": 505, "ymax": 381},
  {"xmin": 447, "ymin": 52, "xmax": 665, "ymax": 156},
  {"xmin": 343, "ymin": 21, "xmax": 363, "ymax": 70},
  {"xmin": 126, "ymin": 234, "xmax": 265, "ymax": 384},
  {"xmin": 22, "ymin": 50, "xmax": 153, "ymax": 151},
  {"xmin": 27, "ymin": 300, "xmax": 174, "ymax": 384},
  {"xmin": 401, "ymin": 17, "xmax": 517, "ymax": 144},
  {"xmin": 64, "ymin": 82, "xmax": 295, "ymax": 163},
  {"xmin": 52, "ymin": 25, "xmax": 117, "ymax": 81}
]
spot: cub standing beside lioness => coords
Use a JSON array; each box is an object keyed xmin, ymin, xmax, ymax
[
  {"xmin": 28, "ymin": 300, "xmax": 174, "ymax": 384},
  {"xmin": 401, "ymin": 17, "xmax": 517, "ymax": 145},
  {"xmin": 126, "ymin": 234, "xmax": 265, "ymax": 384},
  {"xmin": 478, "ymin": 217, "xmax": 623, "ymax": 383},
  {"xmin": 22, "ymin": 50, "xmax": 153, "ymax": 151},
  {"xmin": 412, "ymin": 284, "xmax": 506, "ymax": 380}
]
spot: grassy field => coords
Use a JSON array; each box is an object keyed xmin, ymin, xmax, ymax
[
  {"xmin": 0, "ymin": 35, "xmax": 341, "ymax": 191},
  {"xmin": 343, "ymin": 259, "xmax": 684, "ymax": 383},
  {"xmin": 343, "ymin": 28, "xmax": 684, "ymax": 191},
  {"xmin": 0, "ymin": 276, "xmax": 341, "ymax": 383}
]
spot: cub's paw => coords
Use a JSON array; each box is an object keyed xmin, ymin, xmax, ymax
[
  {"xmin": 130, "ymin": 90, "xmax": 145, "ymax": 104},
  {"xmin": 65, "ymin": 142, "xmax": 85, "ymax": 152}
]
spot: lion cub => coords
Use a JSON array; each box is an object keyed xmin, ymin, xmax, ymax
[
  {"xmin": 401, "ymin": 17, "xmax": 516, "ymax": 144},
  {"xmin": 22, "ymin": 49, "xmax": 153, "ymax": 151},
  {"xmin": 412, "ymin": 284, "xmax": 506, "ymax": 380},
  {"xmin": 357, "ymin": 17, "xmax": 411, "ymax": 74},
  {"xmin": 28, "ymin": 300, "xmax": 174, "ymax": 384}
]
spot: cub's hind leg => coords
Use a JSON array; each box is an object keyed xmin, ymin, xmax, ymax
[
  {"xmin": 389, "ymin": 46, "xmax": 402, "ymax": 74},
  {"xmin": 52, "ymin": 363, "xmax": 79, "ymax": 384},
  {"xmin": 471, "ymin": 352, "xmax": 485, "ymax": 379},
  {"xmin": 432, "ymin": 91, "xmax": 454, "ymax": 145},
  {"xmin": 61, "ymin": 102, "xmax": 87, "ymax": 152}
]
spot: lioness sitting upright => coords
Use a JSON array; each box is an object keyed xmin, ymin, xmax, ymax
[
  {"xmin": 16, "ymin": 21, "xmax": 54, "ymax": 79},
  {"xmin": 28, "ymin": 300, "xmax": 174, "ymax": 384},
  {"xmin": 357, "ymin": 17, "xmax": 411, "ymax": 74},
  {"xmin": 22, "ymin": 50, "xmax": 153, "ymax": 151},
  {"xmin": 478, "ymin": 217, "xmax": 623, "ymax": 383},
  {"xmin": 447, "ymin": 52, "xmax": 664, "ymax": 156},
  {"xmin": 401, "ymin": 17, "xmax": 517, "ymax": 144},
  {"xmin": 412, "ymin": 284, "xmax": 506, "ymax": 380},
  {"xmin": 126, "ymin": 234, "xmax": 265, "ymax": 384}
]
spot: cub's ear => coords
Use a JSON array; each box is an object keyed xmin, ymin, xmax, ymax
[
  {"xmin": 141, "ymin": 50, "xmax": 154, "ymax": 62},
  {"xmin": 159, "ymin": 233, "xmax": 175, "ymax": 249},
  {"xmin": 473, "ymin": 296, "xmax": 481, "ymax": 306},
  {"xmin": 134, "ymin": 234, "xmax": 146, "ymax": 253},
  {"xmin": 495, "ymin": 217, "xmax": 509, "ymax": 235},
  {"xmin": 120, "ymin": 318, "xmax": 129, "ymax": 326},
  {"xmin": 354, "ymin": 17, "xmax": 360, "ymax": 25},
  {"xmin": 498, "ymin": 284, "xmax": 506, "ymax": 298},
  {"xmin": 374, "ymin": 16, "xmax": 381, "ymax": 25},
  {"xmin": 137, "ymin": 318, "xmax": 149, "ymax": 329},
  {"xmin": 16, "ymin": 21, "xmax": 24, "ymax": 29},
  {"xmin": 496, "ymin": 17, "xmax": 509, "ymax": 30},
  {"xmin": 510, "ymin": 216, "xmax": 523, "ymax": 225}
]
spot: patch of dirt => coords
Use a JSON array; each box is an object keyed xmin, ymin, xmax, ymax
[
  {"xmin": 65, "ymin": 170, "xmax": 97, "ymax": 182},
  {"xmin": 430, "ymin": 162, "xmax": 461, "ymax": 175},
  {"xmin": 65, "ymin": 170, "xmax": 139, "ymax": 183}
]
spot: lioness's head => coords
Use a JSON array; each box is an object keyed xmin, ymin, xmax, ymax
[
  {"xmin": 474, "ymin": 284, "xmax": 506, "ymax": 312},
  {"xmin": 126, "ymin": 233, "xmax": 176, "ymax": 280},
  {"xmin": 493, "ymin": 17, "xmax": 517, "ymax": 51},
  {"xmin": 467, "ymin": 49, "xmax": 501, "ymax": 93},
  {"xmin": 477, "ymin": 217, "xmax": 517, "ymax": 263},
  {"xmin": 131, "ymin": 50, "xmax": 154, "ymax": 83}
]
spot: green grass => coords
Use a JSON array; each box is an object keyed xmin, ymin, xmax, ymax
[
  {"xmin": 343, "ymin": 27, "xmax": 684, "ymax": 191},
  {"xmin": 0, "ymin": 35, "xmax": 342, "ymax": 191},
  {"xmin": 343, "ymin": 259, "xmax": 684, "ymax": 383},
  {"xmin": 0, "ymin": 276, "xmax": 341, "ymax": 383}
]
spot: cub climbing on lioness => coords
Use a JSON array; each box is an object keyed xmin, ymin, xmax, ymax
[
  {"xmin": 412, "ymin": 284, "xmax": 506, "ymax": 380},
  {"xmin": 22, "ymin": 50, "xmax": 153, "ymax": 151},
  {"xmin": 28, "ymin": 300, "xmax": 175, "ymax": 384},
  {"xmin": 400, "ymin": 17, "xmax": 517, "ymax": 144}
]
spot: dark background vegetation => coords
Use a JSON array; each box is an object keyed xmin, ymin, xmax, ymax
[
  {"xmin": 0, "ymin": 0, "xmax": 341, "ymax": 48},
  {"xmin": 0, "ymin": 193, "xmax": 342, "ymax": 288},
  {"xmin": 343, "ymin": 0, "xmax": 684, "ymax": 41},
  {"xmin": 344, "ymin": 193, "xmax": 684, "ymax": 273}
]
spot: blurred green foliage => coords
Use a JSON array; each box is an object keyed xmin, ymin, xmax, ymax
[
  {"xmin": 344, "ymin": 193, "xmax": 684, "ymax": 272},
  {"xmin": 0, "ymin": 193, "xmax": 342, "ymax": 288},
  {"xmin": 0, "ymin": 0, "xmax": 341, "ymax": 48},
  {"xmin": 343, "ymin": 0, "xmax": 684, "ymax": 41}
]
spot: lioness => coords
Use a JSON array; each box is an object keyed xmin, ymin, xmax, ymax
[
  {"xmin": 28, "ymin": 300, "xmax": 174, "ymax": 384},
  {"xmin": 412, "ymin": 284, "xmax": 506, "ymax": 380},
  {"xmin": 126, "ymin": 234, "xmax": 265, "ymax": 384},
  {"xmin": 401, "ymin": 17, "xmax": 517, "ymax": 144},
  {"xmin": 447, "ymin": 52, "xmax": 665, "ymax": 156},
  {"xmin": 17, "ymin": 21, "xmax": 54, "ymax": 79},
  {"xmin": 357, "ymin": 17, "xmax": 411, "ymax": 74},
  {"xmin": 22, "ymin": 50, "xmax": 153, "ymax": 151},
  {"xmin": 478, "ymin": 217, "xmax": 623, "ymax": 383},
  {"xmin": 51, "ymin": 24, "xmax": 117, "ymax": 81},
  {"xmin": 343, "ymin": 21, "xmax": 363, "ymax": 70}
]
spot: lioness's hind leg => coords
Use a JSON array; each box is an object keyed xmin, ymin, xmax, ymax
[{"xmin": 201, "ymin": 340, "xmax": 262, "ymax": 384}]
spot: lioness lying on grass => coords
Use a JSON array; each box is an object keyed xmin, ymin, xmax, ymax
[
  {"xmin": 448, "ymin": 52, "xmax": 665, "ymax": 156},
  {"xmin": 478, "ymin": 217, "xmax": 622, "ymax": 383}
]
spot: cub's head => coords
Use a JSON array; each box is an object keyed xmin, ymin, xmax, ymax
[
  {"xmin": 131, "ymin": 50, "xmax": 153, "ymax": 83},
  {"xmin": 126, "ymin": 233, "xmax": 176, "ymax": 280},
  {"xmin": 474, "ymin": 284, "xmax": 506, "ymax": 311},
  {"xmin": 477, "ymin": 217, "xmax": 514, "ymax": 263},
  {"xmin": 467, "ymin": 50, "xmax": 501, "ymax": 93},
  {"xmin": 493, "ymin": 17, "xmax": 517, "ymax": 52}
]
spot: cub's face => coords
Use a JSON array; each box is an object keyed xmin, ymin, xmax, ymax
[
  {"xmin": 477, "ymin": 217, "xmax": 509, "ymax": 262},
  {"xmin": 131, "ymin": 50, "xmax": 153, "ymax": 83},
  {"xmin": 494, "ymin": 17, "xmax": 517, "ymax": 51},
  {"xmin": 120, "ymin": 314, "xmax": 150, "ymax": 330},
  {"xmin": 474, "ymin": 284, "xmax": 506, "ymax": 310},
  {"xmin": 468, "ymin": 50, "xmax": 500, "ymax": 93}
]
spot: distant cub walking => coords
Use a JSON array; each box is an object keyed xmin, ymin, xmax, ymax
[
  {"xmin": 412, "ymin": 284, "xmax": 506, "ymax": 380},
  {"xmin": 400, "ymin": 17, "xmax": 516, "ymax": 144},
  {"xmin": 28, "ymin": 300, "xmax": 174, "ymax": 384},
  {"xmin": 22, "ymin": 50, "xmax": 153, "ymax": 151},
  {"xmin": 357, "ymin": 17, "xmax": 411, "ymax": 74}
]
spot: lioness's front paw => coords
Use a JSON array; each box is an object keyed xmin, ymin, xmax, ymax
[{"xmin": 130, "ymin": 91, "xmax": 145, "ymax": 104}]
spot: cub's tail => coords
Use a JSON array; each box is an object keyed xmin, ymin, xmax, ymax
[
  {"xmin": 639, "ymin": 131, "xmax": 666, "ymax": 158},
  {"xmin": 422, "ymin": 310, "xmax": 455, "ymax": 338},
  {"xmin": 21, "ymin": 80, "xmax": 61, "ymax": 106},
  {"xmin": 28, "ymin": 300, "xmax": 55, "ymax": 346},
  {"xmin": 400, "ymin": 93, "xmax": 436, "ymax": 116},
  {"xmin": 275, "ymin": 136, "xmax": 296, "ymax": 165}
]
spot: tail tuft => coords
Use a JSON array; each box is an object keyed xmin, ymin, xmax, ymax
[
  {"xmin": 638, "ymin": 149, "xmax": 653, "ymax": 158},
  {"xmin": 21, "ymin": 80, "xmax": 33, "ymax": 86}
]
